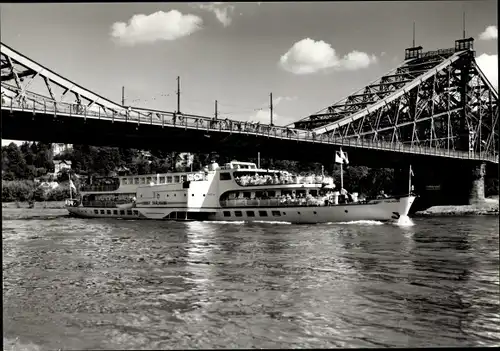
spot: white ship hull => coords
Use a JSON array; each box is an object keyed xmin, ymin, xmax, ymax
[{"xmin": 134, "ymin": 195, "xmax": 416, "ymax": 224}]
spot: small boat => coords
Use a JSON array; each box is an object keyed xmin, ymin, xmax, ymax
[{"xmin": 116, "ymin": 202, "xmax": 135, "ymax": 210}]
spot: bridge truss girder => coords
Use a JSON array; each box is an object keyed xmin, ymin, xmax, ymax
[
  {"xmin": 0, "ymin": 43, "xmax": 144, "ymax": 119},
  {"xmin": 325, "ymin": 53, "xmax": 498, "ymax": 157},
  {"xmin": 294, "ymin": 46, "xmax": 498, "ymax": 159},
  {"xmin": 294, "ymin": 48, "xmax": 457, "ymax": 130}
]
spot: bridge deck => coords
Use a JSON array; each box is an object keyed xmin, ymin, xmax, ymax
[{"xmin": 2, "ymin": 98, "xmax": 497, "ymax": 164}]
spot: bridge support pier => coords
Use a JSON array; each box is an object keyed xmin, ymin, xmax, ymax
[
  {"xmin": 397, "ymin": 161, "xmax": 488, "ymax": 212},
  {"xmin": 468, "ymin": 163, "xmax": 486, "ymax": 204}
]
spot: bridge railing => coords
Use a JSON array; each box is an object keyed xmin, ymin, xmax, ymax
[{"xmin": 2, "ymin": 93, "xmax": 497, "ymax": 163}]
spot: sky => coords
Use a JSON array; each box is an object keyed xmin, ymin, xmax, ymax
[{"xmin": 1, "ymin": 1, "xmax": 498, "ymax": 146}]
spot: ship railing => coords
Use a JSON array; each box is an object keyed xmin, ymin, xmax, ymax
[
  {"xmin": 220, "ymin": 198, "xmax": 328, "ymax": 208},
  {"xmin": 80, "ymin": 184, "xmax": 120, "ymax": 192},
  {"xmin": 234, "ymin": 176, "xmax": 330, "ymax": 187},
  {"xmin": 82, "ymin": 200, "xmax": 124, "ymax": 208},
  {"xmin": 2, "ymin": 93, "xmax": 498, "ymax": 164}
]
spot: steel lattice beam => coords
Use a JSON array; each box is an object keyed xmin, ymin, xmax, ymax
[
  {"xmin": 293, "ymin": 41, "xmax": 498, "ymax": 159},
  {"xmin": 0, "ymin": 42, "xmax": 151, "ymax": 119}
]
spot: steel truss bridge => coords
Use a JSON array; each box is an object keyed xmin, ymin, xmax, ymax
[{"xmin": 1, "ymin": 38, "xmax": 498, "ymax": 165}]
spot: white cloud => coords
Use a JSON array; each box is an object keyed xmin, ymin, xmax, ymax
[
  {"xmin": 341, "ymin": 51, "xmax": 378, "ymax": 71},
  {"xmin": 246, "ymin": 96, "xmax": 297, "ymax": 125},
  {"xmin": 476, "ymin": 53, "xmax": 498, "ymax": 88},
  {"xmin": 479, "ymin": 25, "xmax": 498, "ymax": 41},
  {"xmin": 279, "ymin": 38, "xmax": 377, "ymax": 75},
  {"xmin": 111, "ymin": 10, "xmax": 203, "ymax": 45},
  {"xmin": 273, "ymin": 95, "xmax": 297, "ymax": 106},
  {"xmin": 194, "ymin": 2, "xmax": 235, "ymax": 27},
  {"xmin": 251, "ymin": 110, "xmax": 295, "ymax": 126}
]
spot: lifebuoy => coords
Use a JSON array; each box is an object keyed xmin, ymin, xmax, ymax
[
  {"xmin": 194, "ymin": 174, "xmax": 202, "ymax": 181},
  {"xmin": 187, "ymin": 174, "xmax": 194, "ymax": 181}
]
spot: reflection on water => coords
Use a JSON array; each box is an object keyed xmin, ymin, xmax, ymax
[{"xmin": 3, "ymin": 214, "xmax": 500, "ymax": 349}]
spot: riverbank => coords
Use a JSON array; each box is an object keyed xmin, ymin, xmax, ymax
[
  {"xmin": 2, "ymin": 201, "xmax": 66, "ymax": 209},
  {"xmin": 414, "ymin": 197, "xmax": 499, "ymax": 217},
  {"xmin": 2, "ymin": 201, "xmax": 68, "ymax": 220}
]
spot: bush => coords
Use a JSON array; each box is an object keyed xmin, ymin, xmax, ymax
[
  {"xmin": 2, "ymin": 180, "xmax": 37, "ymax": 202},
  {"xmin": 33, "ymin": 187, "xmax": 48, "ymax": 202},
  {"xmin": 46, "ymin": 185, "xmax": 79, "ymax": 201}
]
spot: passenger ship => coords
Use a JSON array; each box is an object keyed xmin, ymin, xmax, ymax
[{"xmin": 67, "ymin": 160, "xmax": 416, "ymax": 224}]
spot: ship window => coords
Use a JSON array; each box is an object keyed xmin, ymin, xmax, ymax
[
  {"xmin": 120, "ymin": 210, "xmax": 125, "ymax": 215},
  {"xmin": 134, "ymin": 178, "xmax": 139, "ymax": 184},
  {"xmin": 94, "ymin": 210, "xmax": 99, "ymax": 214},
  {"xmin": 107, "ymin": 210, "xmax": 112, "ymax": 215},
  {"xmin": 192, "ymin": 194, "xmax": 194, "ymax": 196},
  {"xmin": 122, "ymin": 178, "xmax": 128, "ymax": 185},
  {"xmin": 243, "ymin": 192, "xmax": 251, "ymax": 198},
  {"xmin": 203, "ymin": 194, "xmax": 206, "ymax": 197},
  {"xmin": 140, "ymin": 178, "xmax": 145, "ymax": 184},
  {"xmin": 283, "ymin": 212, "xmax": 286, "ymax": 215},
  {"xmin": 271, "ymin": 211, "xmax": 281, "ymax": 217},
  {"xmin": 167, "ymin": 176, "xmax": 172, "ymax": 183},
  {"xmin": 127, "ymin": 210, "xmax": 132, "ymax": 215},
  {"xmin": 309, "ymin": 190, "xmax": 318, "ymax": 197},
  {"xmin": 146, "ymin": 177, "xmax": 152, "ymax": 183},
  {"xmin": 174, "ymin": 176, "xmax": 180, "ymax": 183},
  {"xmin": 113, "ymin": 210, "xmax": 118, "ymax": 215},
  {"xmin": 223, "ymin": 211, "xmax": 231, "ymax": 217},
  {"xmin": 100, "ymin": 210, "xmax": 105, "ymax": 214},
  {"xmin": 258, "ymin": 211, "xmax": 268, "ymax": 217},
  {"xmin": 268, "ymin": 191, "xmax": 276, "ymax": 197},
  {"xmin": 159, "ymin": 176, "xmax": 165, "ymax": 183},
  {"xmin": 174, "ymin": 194, "xmax": 176, "ymax": 196},
  {"xmin": 220, "ymin": 173, "xmax": 232, "ymax": 181},
  {"xmin": 313, "ymin": 211, "xmax": 317, "ymax": 215},
  {"xmin": 133, "ymin": 210, "xmax": 138, "ymax": 215},
  {"xmin": 235, "ymin": 211, "xmax": 243, "ymax": 217},
  {"xmin": 246, "ymin": 211, "xmax": 255, "ymax": 217},
  {"xmin": 297, "ymin": 211, "xmax": 301, "ymax": 215}
]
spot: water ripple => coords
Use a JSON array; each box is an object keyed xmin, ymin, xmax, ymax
[{"xmin": 2, "ymin": 215, "xmax": 499, "ymax": 349}]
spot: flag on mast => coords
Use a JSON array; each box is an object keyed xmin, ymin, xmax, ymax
[
  {"xmin": 335, "ymin": 149, "xmax": 349, "ymax": 165},
  {"xmin": 69, "ymin": 179, "xmax": 76, "ymax": 192},
  {"xmin": 410, "ymin": 165, "xmax": 414, "ymax": 177}
]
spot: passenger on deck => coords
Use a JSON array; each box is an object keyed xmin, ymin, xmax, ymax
[{"xmin": 379, "ymin": 190, "xmax": 388, "ymax": 198}]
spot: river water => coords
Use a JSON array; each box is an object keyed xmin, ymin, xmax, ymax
[{"xmin": 3, "ymin": 210, "xmax": 499, "ymax": 349}]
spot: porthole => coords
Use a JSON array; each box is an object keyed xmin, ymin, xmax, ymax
[
  {"xmin": 297, "ymin": 211, "xmax": 301, "ymax": 215},
  {"xmin": 313, "ymin": 211, "xmax": 317, "ymax": 215}
]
